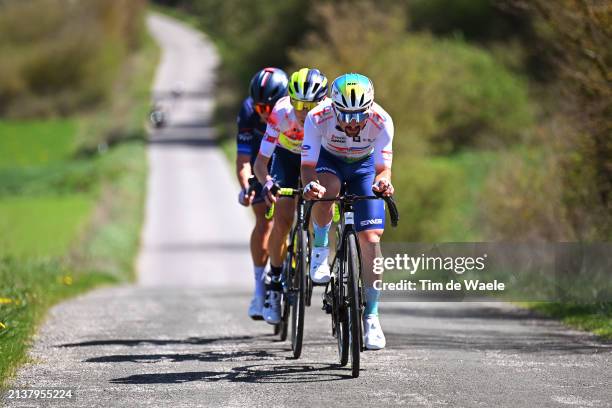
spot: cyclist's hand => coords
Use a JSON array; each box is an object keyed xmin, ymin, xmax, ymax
[
  {"xmin": 304, "ymin": 180, "xmax": 326, "ymax": 200},
  {"xmin": 238, "ymin": 188, "xmax": 254, "ymax": 207},
  {"xmin": 262, "ymin": 180, "xmax": 279, "ymax": 205},
  {"xmin": 373, "ymin": 178, "xmax": 394, "ymax": 197}
]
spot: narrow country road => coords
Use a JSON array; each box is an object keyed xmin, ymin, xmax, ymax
[{"xmin": 5, "ymin": 13, "xmax": 611, "ymax": 408}]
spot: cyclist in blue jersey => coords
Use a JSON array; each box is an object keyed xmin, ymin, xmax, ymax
[{"xmin": 236, "ymin": 67, "xmax": 288, "ymax": 320}]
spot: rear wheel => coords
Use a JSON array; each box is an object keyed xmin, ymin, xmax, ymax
[{"xmin": 347, "ymin": 233, "xmax": 362, "ymax": 378}]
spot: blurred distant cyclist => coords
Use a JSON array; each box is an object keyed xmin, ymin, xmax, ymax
[
  {"xmin": 236, "ymin": 67, "xmax": 288, "ymax": 320},
  {"xmin": 301, "ymin": 73, "xmax": 394, "ymax": 350},
  {"xmin": 254, "ymin": 67, "xmax": 328, "ymax": 324}
]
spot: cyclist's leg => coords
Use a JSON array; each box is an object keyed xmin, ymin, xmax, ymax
[
  {"xmin": 247, "ymin": 178, "xmax": 272, "ymax": 319},
  {"xmin": 310, "ymin": 149, "xmax": 342, "ymax": 283},
  {"xmin": 349, "ymin": 157, "xmax": 386, "ymax": 349},
  {"xmin": 251, "ymin": 201, "xmax": 272, "ymax": 284},
  {"xmin": 263, "ymin": 148, "xmax": 300, "ymax": 323},
  {"xmin": 312, "ymin": 148, "xmax": 342, "ymax": 241},
  {"xmin": 267, "ymin": 148, "xmax": 300, "ymax": 271}
]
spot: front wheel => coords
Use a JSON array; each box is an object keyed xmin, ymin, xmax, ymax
[
  {"xmin": 290, "ymin": 228, "xmax": 307, "ymax": 358},
  {"xmin": 347, "ymin": 233, "xmax": 362, "ymax": 378}
]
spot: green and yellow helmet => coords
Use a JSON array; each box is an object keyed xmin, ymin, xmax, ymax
[
  {"xmin": 330, "ymin": 73, "xmax": 374, "ymax": 112},
  {"xmin": 287, "ymin": 68, "xmax": 328, "ymax": 102}
]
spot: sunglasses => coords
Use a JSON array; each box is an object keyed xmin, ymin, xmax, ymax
[
  {"xmin": 290, "ymin": 98, "xmax": 319, "ymax": 112},
  {"xmin": 254, "ymin": 103, "xmax": 272, "ymax": 115},
  {"xmin": 334, "ymin": 107, "xmax": 370, "ymax": 124}
]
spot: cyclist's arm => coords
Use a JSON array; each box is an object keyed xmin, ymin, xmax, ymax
[
  {"xmin": 373, "ymin": 115, "xmax": 394, "ymax": 193},
  {"xmin": 300, "ymin": 113, "xmax": 322, "ymax": 185},
  {"xmin": 254, "ymin": 152, "xmax": 272, "ymax": 185},
  {"xmin": 254, "ymin": 105, "xmax": 285, "ymax": 184},
  {"xmin": 236, "ymin": 154, "xmax": 252, "ymax": 190},
  {"xmin": 236, "ymin": 101, "xmax": 255, "ymax": 189}
]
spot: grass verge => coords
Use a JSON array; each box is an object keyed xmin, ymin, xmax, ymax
[
  {"xmin": 520, "ymin": 302, "xmax": 612, "ymax": 341},
  {"xmin": 0, "ymin": 24, "xmax": 158, "ymax": 387}
]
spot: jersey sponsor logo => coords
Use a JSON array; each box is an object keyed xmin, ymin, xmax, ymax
[
  {"xmin": 238, "ymin": 133, "xmax": 252, "ymax": 141},
  {"xmin": 360, "ymin": 218, "xmax": 383, "ymax": 227},
  {"xmin": 315, "ymin": 166, "xmax": 337, "ymax": 175},
  {"xmin": 331, "ymin": 135, "xmax": 345, "ymax": 143},
  {"xmin": 265, "ymin": 135, "xmax": 276, "ymax": 143},
  {"xmin": 302, "ymin": 144, "xmax": 311, "ymax": 150}
]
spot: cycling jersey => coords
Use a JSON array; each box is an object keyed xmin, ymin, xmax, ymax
[
  {"xmin": 259, "ymin": 96, "xmax": 306, "ymax": 157},
  {"xmin": 302, "ymin": 98, "xmax": 393, "ymax": 169},
  {"xmin": 236, "ymin": 97, "xmax": 268, "ymax": 165}
]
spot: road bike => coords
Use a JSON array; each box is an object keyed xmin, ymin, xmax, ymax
[
  {"xmin": 265, "ymin": 186, "xmax": 313, "ymax": 359},
  {"xmin": 316, "ymin": 188, "xmax": 399, "ymax": 378}
]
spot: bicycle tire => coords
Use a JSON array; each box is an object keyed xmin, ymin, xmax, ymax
[
  {"xmin": 290, "ymin": 228, "xmax": 307, "ymax": 358},
  {"xmin": 334, "ymin": 259, "xmax": 350, "ymax": 367},
  {"xmin": 347, "ymin": 233, "xmax": 362, "ymax": 378}
]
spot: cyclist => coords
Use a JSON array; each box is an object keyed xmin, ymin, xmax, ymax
[
  {"xmin": 301, "ymin": 73, "xmax": 394, "ymax": 350},
  {"xmin": 236, "ymin": 67, "xmax": 289, "ymax": 320},
  {"xmin": 253, "ymin": 67, "xmax": 328, "ymax": 325}
]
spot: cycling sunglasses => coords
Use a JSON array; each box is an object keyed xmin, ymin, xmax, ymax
[
  {"xmin": 335, "ymin": 107, "xmax": 370, "ymax": 124},
  {"xmin": 290, "ymin": 98, "xmax": 319, "ymax": 112},
  {"xmin": 254, "ymin": 103, "xmax": 273, "ymax": 115}
]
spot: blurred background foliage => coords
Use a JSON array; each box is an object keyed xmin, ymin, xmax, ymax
[
  {"xmin": 0, "ymin": 0, "xmax": 146, "ymax": 118},
  {"xmin": 0, "ymin": 0, "xmax": 153, "ymax": 382},
  {"xmin": 3, "ymin": 0, "xmax": 608, "ymax": 244},
  {"xmin": 154, "ymin": 0, "xmax": 610, "ymax": 242}
]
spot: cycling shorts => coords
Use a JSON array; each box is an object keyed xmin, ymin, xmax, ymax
[
  {"xmin": 315, "ymin": 147, "xmax": 385, "ymax": 232},
  {"xmin": 271, "ymin": 147, "xmax": 301, "ymax": 191}
]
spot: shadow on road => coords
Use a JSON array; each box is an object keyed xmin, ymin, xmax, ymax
[
  {"xmin": 385, "ymin": 329, "xmax": 612, "ymax": 354},
  {"xmin": 57, "ymin": 335, "xmax": 267, "ymax": 348},
  {"xmin": 109, "ymin": 363, "xmax": 352, "ymax": 384},
  {"xmin": 84, "ymin": 349, "xmax": 284, "ymax": 364},
  {"xmin": 382, "ymin": 304, "xmax": 541, "ymax": 320}
]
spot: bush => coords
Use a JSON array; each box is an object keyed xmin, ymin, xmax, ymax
[
  {"xmin": 290, "ymin": 1, "xmax": 533, "ymax": 155},
  {"xmin": 0, "ymin": 0, "xmax": 146, "ymax": 118}
]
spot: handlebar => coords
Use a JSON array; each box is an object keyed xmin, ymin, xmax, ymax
[
  {"xmin": 309, "ymin": 192, "xmax": 399, "ymax": 228},
  {"xmin": 261, "ymin": 183, "xmax": 399, "ymax": 228}
]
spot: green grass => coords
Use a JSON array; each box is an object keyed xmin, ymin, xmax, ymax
[
  {"xmin": 0, "ymin": 15, "xmax": 158, "ymax": 387},
  {"xmin": 521, "ymin": 302, "xmax": 612, "ymax": 341},
  {"xmin": 0, "ymin": 195, "xmax": 93, "ymax": 258},
  {"xmin": 0, "ymin": 120, "xmax": 78, "ymax": 168}
]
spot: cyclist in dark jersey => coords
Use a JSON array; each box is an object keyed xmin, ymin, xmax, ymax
[{"xmin": 236, "ymin": 67, "xmax": 288, "ymax": 320}]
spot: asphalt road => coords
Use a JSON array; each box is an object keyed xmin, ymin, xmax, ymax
[{"xmin": 5, "ymin": 13, "xmax": 611, "ymax": 408}]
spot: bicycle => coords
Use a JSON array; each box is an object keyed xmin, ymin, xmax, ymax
[
  {"xmin": 264, "ymin": 185, "xmax": 312, "ymax": 358},
  {"xmin": 314, "ymin": 188, "xmax": 399, "ymax": 378}
]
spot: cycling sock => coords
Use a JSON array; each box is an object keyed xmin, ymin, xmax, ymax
[
  {"xmin": 313, "ymin": 221, "xmax": 332, "ymax": 247},
  {"xmin": 266, "ymin": 265, "xmax": 283, "ymax": 291},
  {"xmin": 364, "ymin": 287, "xmax": 380, "ymax": 316},
  {"xmin": 269, "ymin": 265, "xmax": 282, "ymax": 277},
  {"xmin": 254, "ymin": 265, "xmax": 266, "ymax": 297}
]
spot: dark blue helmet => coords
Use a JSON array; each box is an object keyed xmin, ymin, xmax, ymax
[{"xmin": 249, "ymin": 67, "xmax": 289, "ymax": 106}]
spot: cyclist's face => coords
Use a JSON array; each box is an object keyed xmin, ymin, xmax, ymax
[
  {"xmin": 338, "ymin": 116, "xmax": 368, "ymax": 137},
  {"xmin": 254, "ymin": 103, "xmax": 272, "ymax": 122},
  {"xmin": 290, "ymin": 98, "xmax": 318, "ymax": 126},
  {"xmin": 294, "ymin": 108, "xmax": 309, "ymax": 125},
  {"xmin": 335, "ymin": 106, "xmax": 370, "ymax": 137}
]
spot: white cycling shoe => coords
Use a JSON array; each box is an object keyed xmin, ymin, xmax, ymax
[
  {"xmin": 364, "ymin": 314, "xmax": 386, "ymax": 350},
  {"xmin": 262, "ymin": 289, "xmax": 282, "ymax": 325},
  {"xmin": 310, "ymin": 246, "xmax": 331, "ymax": 284},
  {"xmin": 248, "ymin": 295, "xmax": 264, "ymax": 320}
]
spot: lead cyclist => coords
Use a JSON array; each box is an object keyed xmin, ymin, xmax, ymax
[{"xmin": 301, "ymin": 73, "xmax": 394, "ymax": 350}]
